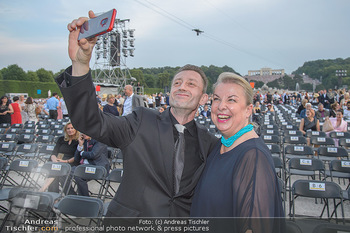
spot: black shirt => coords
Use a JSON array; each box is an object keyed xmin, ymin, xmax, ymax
[
  {"xmin": 103, "ymin": 104, "xmax": 120, "ymax": 116},
  {"xmin": 169, "ymin": 111, "xmax": 202, "ymax": 195}
]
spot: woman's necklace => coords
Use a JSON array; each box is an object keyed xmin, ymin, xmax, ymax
[{"xmin": 221, "ymin": 124, "xmax": 254, "ymax": 147}]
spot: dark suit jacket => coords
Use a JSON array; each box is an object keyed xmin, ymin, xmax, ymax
[
  {"xmin": 132, "ymin": 94, "xmax": 144, "ymax": 109},
  {"xmin": 56, "ymin": 67, "xmax": 218, "ymax": 217},
  {"xmin": 74, "ymin": 139, "xmax": 110, "ymax": 172}
]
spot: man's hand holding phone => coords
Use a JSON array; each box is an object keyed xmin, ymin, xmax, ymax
[
  {"xmin": 67, "ymin": 9, "xmax": 116, "ymax": 77},
  {"xmin": 67, "ymin": 10, "xmax": 97, "ymax": 76}
]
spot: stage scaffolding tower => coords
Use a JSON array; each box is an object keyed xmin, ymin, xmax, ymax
[{"xmin": 93, "ymin": 17, "xmax": 140, "ymax": 95}]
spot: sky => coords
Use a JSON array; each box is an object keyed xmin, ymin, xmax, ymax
[{"xmin": 0, "ymin": 0, "xmax": 349, "ymax": 76}]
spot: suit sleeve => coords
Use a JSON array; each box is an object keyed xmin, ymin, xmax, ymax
[
  {"xmin": 81, "ymin": 141, "xmax": 107, "ymax": 160},
  {"xmin": 55, "ymin": 67, "xmax": 141, "ymax": 149}
]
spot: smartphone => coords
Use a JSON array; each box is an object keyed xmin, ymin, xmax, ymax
[{"xmin": 78, "ymin": 9, "xmax": 117, "ymax": 40}]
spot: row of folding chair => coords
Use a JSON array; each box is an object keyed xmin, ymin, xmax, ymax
[{"xmin": 0, "ymin": 159, "xmax": 124, "ymax": 231}]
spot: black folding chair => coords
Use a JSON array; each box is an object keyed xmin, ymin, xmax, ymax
[
  {"xmin": 291, "ymin": 180, "xmax": 344, "ymax": 222},
  {"xmin": 316, "ymin": 146, "xmax": 348, "ymax": 162},
  {"xmin": 55, "ymin": 195, "xmax": 104, "ymax": 232},
  {"xmin": 71, "ymin": 164, "xmax": 107, "ymax": 198}
]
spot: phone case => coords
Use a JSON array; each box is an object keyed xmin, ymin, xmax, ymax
[{"xmin": 78, "ymin": 9, "xmax": 117, "ymax": 40}]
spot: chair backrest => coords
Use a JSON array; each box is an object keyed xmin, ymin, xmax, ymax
[
  {"xmin": 284, "ymin": 144, "xmax": 313, "ymax": 156},
  {"xmin": 292, "ymin": 180, "xmax": 343, "ymax": 199},
  {"xmin": 310, "ymin": 136, "xmax": 335, "ymax": 146},
  {"xmin": 0, "ymin": 133, "xmax": 18, "ymax": 142},
  {"xmin": 23, "ymin": 123, "xmax": 36, "ymax": 129},
  {"xmin": 7, "ymin": 128, "xmax": 21, "ymax": 134},
  {"xmin": 0, "ymin": 157, "xmax": 8, "ymax": 171},
  {"xmin": 317, "ymin": 146, "xmax": 348, "ymax": 158},
  {"xmin": 260, "ymin": 129, "xmax": 279, "ymax": 136},
  {"xmin": 57, "ymin": 195, "xmax": 104, "ymax": 217},
  {"xmin": 305, "ymin": 131, "xmax": 326, "ymax": 138},
  {"xmin": 329, "ymin": 131, "xmax": 350, "ymax": 139},
  {"xmin": 329, "ymin": 160, "xmax": 350, "ymax": 174},
  {"xmin": 17, "ymin": 134, "xmax": 36, "ymax": 143},
  {"xmin": 37, "ymin": 124, "xmax": 50, "ymax": 130},
  {"xmin": 52, "ymin": 129, "xmax": 64, "ymax": 137},
  {"xmin": 36, "ymin": 135, "xmax": 55, "ymax": 144},
  {"xmin": 283, "ymin": 136, "xmax": 307, "ymax": 145},
  {"xmin": 10, "ymin": 123, "xmax": 23, "ymax": 129},
  {"xmin": 288, "ymin": 158, "xmax": 324, "ymax": 171},
  {"xmin": 20, "ymin": 129, "xmax": 36, "ymax": 135},
  {"xmin": 11, "ymin": 190, "xmax": 54, "ymax": 211},
  {"xmin": 266, "ymin": 144, "xmax": 281, "ymax": 154},
  {"xmin": 273, "ymin": 156, "xmax": 283, "ymax": 169},
  {"xmin": 339, "ymin": 138, "xmax": 350, "ymax": 147},
  {"xmin": 261, "ymin": 135, "xmax": 280, "ymax": 144},
  {"xmin": 106, "ymin": 168, "xmax": 123, "ymax": 183},
  {"xmin": 73, "ymin": 164, "xmax": 107, "ymax": 180},
  {"xmin": 0, "ymin": 142, "xmax": 17, "ymax": 153},
  {"xmin": 9, "ymin": 159, "xmax": 38, "ymax": 173},
  {"xmin": 38, "ymin": 144, "xmax": 56, "ymax": 154},
  {"xmin": 41, "ymin": 162, "xmax": 71, "ymax": 177},
  {"xmin": 15, "ymin": 143, "xmax": 39, "ymax": 154},
  {"xmin": 0, "ymin": 123, "xmax": 10, "ymax": 128},
  {"xmin": 36, "ymin": 129, "xmax": 52, "ymax": 136},
  {"xmin": 283, "ymin": 130, "xmax": 303, "ymax": 137}
]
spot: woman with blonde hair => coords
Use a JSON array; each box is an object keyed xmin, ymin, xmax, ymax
[
  {"xmin": 39, "ymin": 122, "xmax": 80, "ymax": 193},
  {"xmin": 191, "ymin": 72, "xmax": 285, "ymax": 232},
  {"xmin": 299, "ymin": 109, "xmax": 320, "ymax": 136}
]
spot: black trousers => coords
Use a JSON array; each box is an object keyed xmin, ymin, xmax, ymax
[{"xmin": 49, "ymin": 110, "xmax": 58, "ymax": 120}]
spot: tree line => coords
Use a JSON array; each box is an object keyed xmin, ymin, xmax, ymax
[{"xmin": 1, "ymin": 57, "xmax": 349, "ymax": 94}]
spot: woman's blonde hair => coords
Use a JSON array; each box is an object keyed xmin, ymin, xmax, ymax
[
  {"xmin": 63, "ymin": 122, "xmax": 80, "ymax": 141},
  {"xmin": 213, "ymin": 72, "xmax": 253, "ymax": 106}
]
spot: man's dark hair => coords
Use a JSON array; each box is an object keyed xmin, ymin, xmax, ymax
[
  {"xmin": 173, "ymin": 64, "xmax": 208, "ymax": 93},
  {"xmin": 52, "ymin": 92, "xmax": 58, "ymax": 97}
]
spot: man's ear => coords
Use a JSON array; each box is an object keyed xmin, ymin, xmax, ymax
[{"xmin": 199, "ymin": 93, "xmax": 208, "ymax": 106}]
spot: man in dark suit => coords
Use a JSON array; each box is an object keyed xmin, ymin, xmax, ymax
[
  {"xmin": 55, "ymin": 10, "xmax": 218, "ymax": 217},
  {"xmin": 122, "ymin": 85, "xmax": 144, "ymax": 116},
  {"xmin": 200, "ymin": 104, "xmax": 211, "ymax": 118},
  {"xmin": 73, "ymin": 133, "xmax": 109, "ymax": 196}
]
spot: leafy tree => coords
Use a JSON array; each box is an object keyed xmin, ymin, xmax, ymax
[
  {"xmin": 130, "ymin": 69, "xmax": 145, "ymax": 86},
  {"xmin": 36, "ymin": 68, "xmax": 54, "ymax": 82},
  {"xmin": 144, "ymin": 74, "xmax": 156, "ymax": 88},
  {"xmin": 26, "ymin": 71, "xmax": 40, "ymax": 82},
  {"xmin": 157, "ymin": 72, "xmax": 170, "ymax": 89},
  {"xmin": 0, "ymin": 72, "xmax": 2, "ymax": 80},
  {"xmin": 2, "ymin": 64, "xmax": 27, "ymax": 81}
]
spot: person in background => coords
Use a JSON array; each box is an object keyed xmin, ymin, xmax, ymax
[
  {"xmin": 326, "ymin": 109, "xmax": 348, "ymax": 146},
  {"xmin": 103, "ymin": 94, "xmax": 119, "ymax": 116},
  {"xmin": 200, "ymin": 104, "xmax": 211, "ymax": 118},
  {"xmin": 57, "ymin": 96, "xmax": 63, "ymax": 119},
  {"xmin": 329, "ymin": 102, "xmax": 338, "ymax": 118},
  {"xmin": 315, "ymin": 103, "xmax": 330, "ymax": 121},
  {"xmin": 73, "ymin": 133, "xmax": 110, "ymax": 196},
  {"xmin": 342, "ymin": 101, "xmax": 350, "ymax": 119},
  {"xmin": 39, "ymin": 122, "xmax": 80, "ymax": 193},
  {"xmin": 299, "ymin": 109, "xmax": 320, "ymax": 136},
  {"xmin": 0, "ymin": 96, "xmax": 13, "ymax": 124},
  {"xmin": 10, "ymin": 96, "xmax": 22, "ymax": 124},
  {"xmin": 60, "ymin": 97, "xmax": 69, "ymax": 118},
  {"xmin": 122, "ymin": 85, "xmax": 144, "ymax": 116},
  {"xmin": 296, "ymin": 98, "xmax": 308, "ymax": 116},
  {"xmin": 46, "ymin": 92, "xmax": 60, "ymax": 120},
  {"xmin": 24, "ymin": 97, "xmax": 38, "ymax": 123},
  {"xmin": 191, "ymin": 72, "xmax": 285, "ymax": 233},
  {"xmin": 300, "ymin": 102, "xmax": 312, "ymax": 119},
  {"xmin": 19, "ymin": 95, "xmax": 28, "ymax": 123}
]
